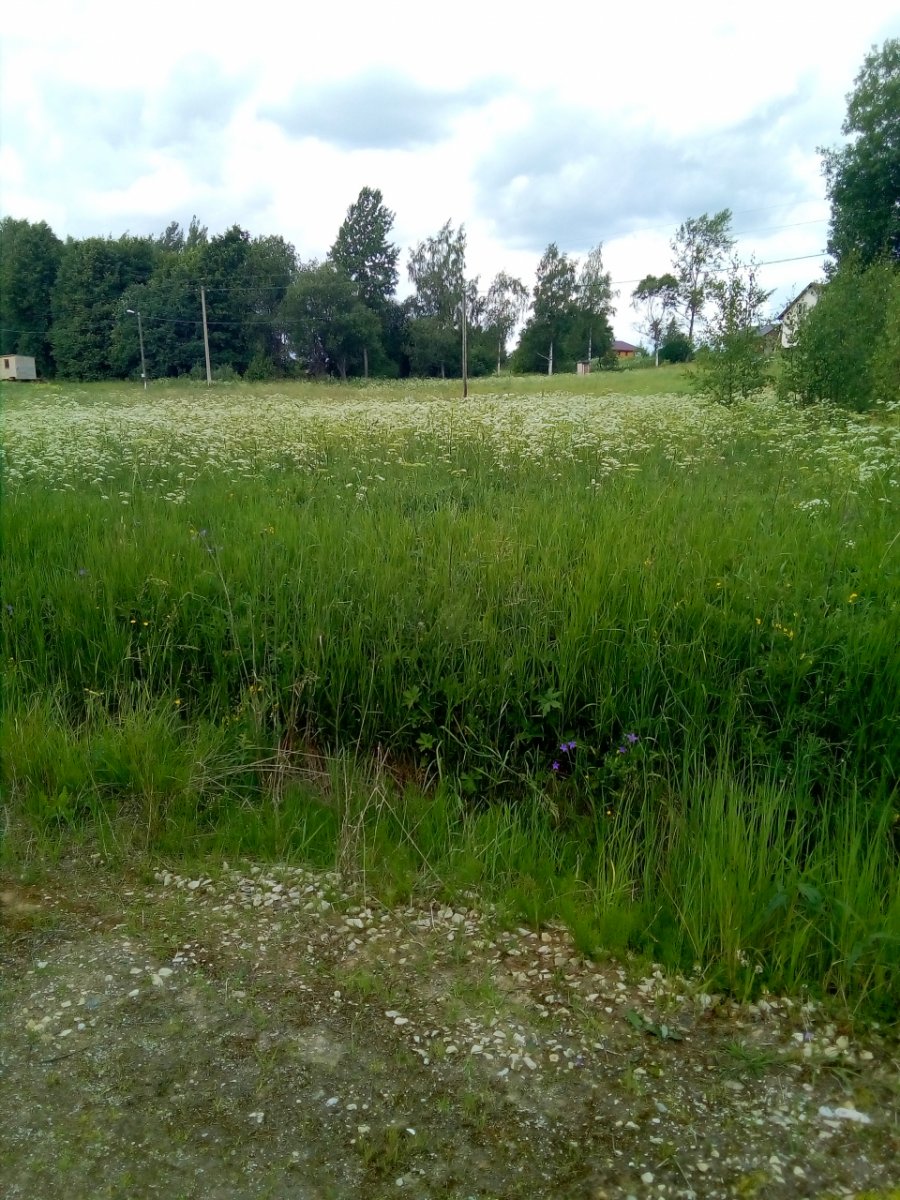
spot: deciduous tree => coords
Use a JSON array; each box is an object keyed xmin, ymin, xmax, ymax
[
  {"xmin": 484, "ymin": 271, "xmax": 529, "ymax": 374},
  {"xmin": 695, "ymin": 257, "xmax": 771, "ymax": 404},
  {"xmin": 631, "ymin": 273, "xmax": 679, "ymax": 365},
  {"xmin": 822, "ymin": 38, "xmax": 900, "ymax": 266},
  {"xmin": 670, "ymin": 211, "xmax": 734, "ymax": 343},
  {"xmin": 0, "ymin": 217, "xmax": 62, "ymax": 375},
  {"xmin": 281, "ymin": 263, "xmax": 381, "ymax": 380}
]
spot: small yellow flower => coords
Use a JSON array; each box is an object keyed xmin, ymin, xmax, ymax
[
  {"xmin": 755, "ymin": 617, "xmax": 762, "ymax": 626},
  {"xmin": 174, "ymin": 698, "xmax": 181, "ymax": 706},
  {"xmin": 848, "ymin": 592, "xmax": 859, "ymax": 604}
]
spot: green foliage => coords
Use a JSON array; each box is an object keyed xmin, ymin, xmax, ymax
[
  {"xmin": 240, "ymin": 234, "xmax": 299, "ymax": 370},
  {"xmin": 281, "ymin": 263, "xmax": 381, "ymax": 379},
  {"xmin": 484, "ymin": 271, "xmax": 529, "ymax": 373},
  {"xmin": 51, "ymin": 236, "xmax": 158, "ymax": 379},
  {"xmin": 670, "ymin": 210, "xmax": 735, "ymax": 342},
  {"xmin": 407, "ymin": 220, "xmax": 467, "ymax": 325},
  {"xmin": 659, "ymin": 319, "xmax": 692, "ymax": 364},
  {"xmin": 243, "ymin": 353, "xmax": 278, "ymax": 381},
  {"xmin": 779, "ymin": 256, "xmax": 899, "ymax": 410},
  {"xmin": 3, "ymin": 380, "xmax": 899, "ymax": 1009},
  {"xmin": 694, "ymin": 258, "xmax": 771, "ymax": 403},
  {"xmin": 630, "ymin": 273, "xmax": 679, "ymax": 365},
  {"xmin": 515, "ymin": 243, "xmax": 612, "ymax": 373},
  {"xmin": 822, "ymin": 38, "xmax": 900, "ymax": 266},
  {"xmin": 328, "ymin": 186, "xmax": 399, "ymax": 309},
  {"xmin": 0, "ymin": 217, "xmax": 63, "ymax": 375}
]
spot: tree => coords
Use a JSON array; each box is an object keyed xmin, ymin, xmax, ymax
[
  {"xmin": 659, "ymin": 319, "xmax": 692, "ymax": 364},
  {"xmin": 281, "ymin": 263, "xmax": 381, "ymax": 380},
  {"xmin": 822, "ymin": 38, "xmax": 900, "ymax": 266},
  {"xmin": 631, "ymin": 273, "xmax": 680, "ymax": 365},
  {"xmin": 577, "ymin": 243, "xmax": 616, "ymax": 362},
  {"xmin": 407, "ymin": 221, "xmax": 467, "ymax": 322},
  {"xmin": 695, "ymin": 257, "xmax": 771, "ymax": 404},
  {"xmin": 196, "ymin": 226, "xmax": 254, "ymax": 373},
  {"xmin": 778, "ymin": 255, "xmax": 899, "ymax": 410},
  {"xmin": 406, "ymin": 221, "xmax": 470, "ymax": 377},
  {"xmin": 670, "ymin": 210, "xmax": 734, "ymax": 343},
  {"xmin": 241, "ymin": 235, "xmax": 299, "ymax": 371},
  {"xmin": 157, "ymin": 221, "xmax": 185, "ymax": 253},
  {"xmin": 484, "ymin": 271, "xmax": 529, "ymax": 374},
  {"xmin": 0, "ymin": 217, "xmax": 63, "ymax": 375},
  {"xmin": 329, "ymin": 187, "xmax": 399, "ymax": 309},
  {"xmin": 51, "ymin": 235, "xmax": 158, "ymax": 379},
  {"xmin": 185, "ymin": 216, "xmax": 208, "ymax": 249},
  {"xmin": 515, "ymin": 244, "xmax": 577, "ymax": 373}
]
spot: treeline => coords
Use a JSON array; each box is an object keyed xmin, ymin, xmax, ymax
[
  {"xmin": 2, "ymin": 37, "xmax": 896, "ymax": 396},
  {"xmin": 0, "ymin": 191, "xmax": 616, "ymax": 383}
]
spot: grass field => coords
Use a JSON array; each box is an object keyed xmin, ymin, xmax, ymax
[{"xmin": 3, "ymin": 374, "xmax": 899, "ymax": 1015}]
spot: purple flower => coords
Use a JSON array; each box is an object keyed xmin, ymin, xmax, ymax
[
  {"xmin": 626, "ymin": 733, "xmax": 639, "ymax": 745},
  {"xmin": 617, "ymin": 746, "xmax": 627, "ymax": 755},
  {"xmin": 551, "ymin": 761, "xmax": 560, "ymax": 772},
  {"xmin": 559, "ymin": 740, "xmax": 577, "ymax": 753}
]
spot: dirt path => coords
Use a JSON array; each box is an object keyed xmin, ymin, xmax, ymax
[{"xmin": 1, "ymin": 861, "xmax": 898, "ymax": 1199}]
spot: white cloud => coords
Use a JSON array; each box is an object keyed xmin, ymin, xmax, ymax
[{"xmin": 2, "ymin": 0, "xmax": 897, "ymax": 344}]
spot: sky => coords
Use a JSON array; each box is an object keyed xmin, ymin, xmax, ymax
[{"xmin": 2, "ymin": 0, "xmax": 897, "ymax": 345}]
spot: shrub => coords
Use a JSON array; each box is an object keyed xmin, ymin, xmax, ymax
[{"xmin": 779, "ymin": 256, "xmax": 899, "ymax": 410}]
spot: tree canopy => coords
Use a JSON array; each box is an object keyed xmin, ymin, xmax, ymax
[
  {"xmin": 670, "ymin": 210, "xmax": 735, "ymax": 342},
  {"xmin": 822, "ymin": 38, "xmax": 900, "ymax": 265},
  {"xmin": 329, "ymin": 187, "xmax": 399, "ymax": 309}
]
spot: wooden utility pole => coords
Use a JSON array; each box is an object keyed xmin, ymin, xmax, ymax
[
  {"xmin": 363, "ymin": 346, "xmax": 369, "ymax": 380},
  {"xmin": 200, "ymin": 286, "xmax": 212, "ymax": 387},
  {"xmin": 126, "ymin": 308, "xmax": 147, "ymax": 388},
  {"xmin": 136, "ymin": 311, "xmax": 147, "ymax": 390},
  {"xmin": 461, "ymin": 287, "xmax": 468, "ymax": 398}
]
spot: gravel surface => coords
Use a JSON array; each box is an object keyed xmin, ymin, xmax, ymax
[{"xmin": 1, "ymin": 861, "xmax": 898, "ymax": 1199}]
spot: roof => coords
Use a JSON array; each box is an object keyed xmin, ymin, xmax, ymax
[
  {"xmin": 777, "ymin": 282, "xmax": 822, "ymax": 321},
  {"xmin": 756, "ymin": 322, "xmax": 780, "ymax": 337},
  {"xmin": 612, "ymin": 340, "xmax": 638, "ymax": 352}
]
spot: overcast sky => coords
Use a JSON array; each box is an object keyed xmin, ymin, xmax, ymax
[{"xmin": 2, "ymin": 0, "xmax": 897, "ymax": 344}]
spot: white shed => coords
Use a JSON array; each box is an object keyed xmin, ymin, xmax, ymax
[{"xmin": 1, "ymin": 354, "xmax": 37, "ymax": 381}]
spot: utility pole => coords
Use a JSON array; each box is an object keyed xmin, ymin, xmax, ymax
[
  {"xmin": 200, "ymin": 286, "xmax": 212, "ymax": 387},
  {"xmin": 461, "ymin": 286, "xmax": 468, "ymax": 399},
  {"xmin": 363, "ymin": 346, "xmax": 369, "ymax": 380},
  {"xmin": 548, "ymin": 340, "xmax": 553, "ymax": 376},
  {"xmin": 126, "ymin": 309, "xmax": 147, "ymax": 389},
  {"xmin": 587, "ymin": 327, "xmax": 592, "ymax": 364}
]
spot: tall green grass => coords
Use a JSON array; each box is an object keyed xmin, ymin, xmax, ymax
[{"xmin": 2, "ymin": 382, "xmax": 898, "ymax": 1013}]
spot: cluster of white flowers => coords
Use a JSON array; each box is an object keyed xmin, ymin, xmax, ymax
[{"xmin": 3, "ymin": 384, "xmax": 898, "ymax": 504}]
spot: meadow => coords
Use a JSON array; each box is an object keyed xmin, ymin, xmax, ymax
[{"xmin": 2, "ymin": 371, "xmax": 899, "ymax": 1015}]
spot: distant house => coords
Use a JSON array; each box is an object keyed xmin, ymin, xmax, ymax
[
  {"xmin": 612, "ymin": 340, "xmax": 638, "ymax": 360},
  {"xmin": 779, "ymin": 283, "xmax": 822, "ymax": 348},
  {"xmin": 1, "ymin": 354, "xmax": 37, "ymax": 381},
  {"xmin": 576, "ymin": 360, "xmax": 592, "ymax": 375}
]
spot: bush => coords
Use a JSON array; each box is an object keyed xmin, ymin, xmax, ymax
[
  {"xmin": 779, "ymin": 257, "xmax": 899, "ymax": 410},
  {"xmin": 694, "ymin": 259, "xmax": 770, "ymax": 404},
  {"xmin": 244, "ymin": 353, "xmax": 277, "ymax": 382}
]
